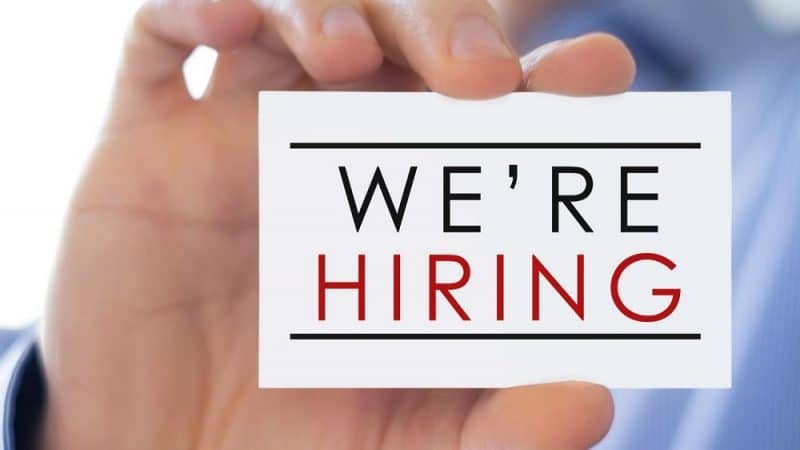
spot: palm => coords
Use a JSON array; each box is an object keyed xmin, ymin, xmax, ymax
[
  {"xmin": 41, "ymin": 1, "xmax": 634, "ymax": 448},
  {"xmin": 52, "ymin": 64, "xmax": 492, "ymax": 449}
]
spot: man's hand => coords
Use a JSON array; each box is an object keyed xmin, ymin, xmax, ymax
[{"xmin": 41, "ymin": 0, "xmax": 635, "ymax": 448}]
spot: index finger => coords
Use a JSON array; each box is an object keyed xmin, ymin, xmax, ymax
[{"xmin": 119, "ymin": 0, "xmax": 261, "ymax": 92}]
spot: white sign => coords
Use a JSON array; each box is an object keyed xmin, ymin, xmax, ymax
[{"xmin": 259, "ymin": 92, "xmax": 731, "ymax": 388}]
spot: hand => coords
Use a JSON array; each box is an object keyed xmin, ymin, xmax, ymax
[{"xmin": 41, "ymin": 1, "xmax": 635, "ymax": 448}]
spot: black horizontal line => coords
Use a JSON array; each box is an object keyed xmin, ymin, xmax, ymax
[
  {"xmin": 290, "ymin": 333, "xmax": 701, "ymax": 341},
  {"xmin": 290, "ymin": 142, "xmax": 701, "ymax": 150}
]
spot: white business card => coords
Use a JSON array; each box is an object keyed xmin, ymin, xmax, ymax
[{"xmin": 259, "ymin": 91, "xmax": 731, "ymax": 388}]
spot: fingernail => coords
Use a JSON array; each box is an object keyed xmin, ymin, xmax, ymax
[
  {"xmin": 451, "ymin": 16, "xmax": 513, "ymax": 60},
  {"xmin": 321, "ymin": 5, "xmax": 373, "ymax": 39},
  {"xmin": 526, "ymin": 39, "xmax": 570, "ymax": 66}
]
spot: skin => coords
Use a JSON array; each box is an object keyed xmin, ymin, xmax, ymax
[
  {"xmin": 489, "ymin": 0, "xmax": 556, "ymax": 43},
  {"xmin": 39, "ymin": 1, "xmax": 636, "ymax": 449}
]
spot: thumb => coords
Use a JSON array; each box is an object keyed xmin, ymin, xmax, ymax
[{"xmin": 522, "ymin": 33, "xmax": 636, "ymax": 95}]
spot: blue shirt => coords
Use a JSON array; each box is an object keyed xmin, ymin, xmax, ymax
[
  {"xmin": 0, "ymin": 329, "xmax": 40, "ymax": 450},
  {"xmin": 2, "ymin": 1, "xmax": 799, "ymax": 448},
  {"xmin": 529, "ymin": 0, "xmax": 800, "ymax": 449}
]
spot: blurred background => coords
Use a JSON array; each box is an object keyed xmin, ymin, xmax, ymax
[
  {"xmin": 0, "ymin": 0, "xmax": 798, "ymax": 327},
  {"xmin": 0, "ymin": 1, "xmax": 218, "ymax": 327}
]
